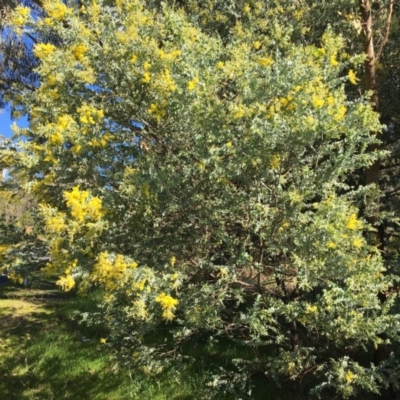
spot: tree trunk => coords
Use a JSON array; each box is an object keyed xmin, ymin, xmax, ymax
[{"xmin": 359, "ymin": 0, "xmax": 383, "ymax": 246}]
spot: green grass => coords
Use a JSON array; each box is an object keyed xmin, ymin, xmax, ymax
[
  {"xmin": 0, "ymin": 279, "xmax": 320, "ymax": 400},
  {"xmin": 0, "ymin": 279, "xmax": 210, "ymax": 400},
  {"xmin": 0, "ymin": 279, "xmax": 391, "ymax": 400}
]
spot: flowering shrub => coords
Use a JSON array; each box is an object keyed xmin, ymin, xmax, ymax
[{"xmin": 3, "ymin": 0, "xmax": 400, "ymax": 398}]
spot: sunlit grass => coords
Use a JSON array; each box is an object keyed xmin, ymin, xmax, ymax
[
  {"xmin": 0, "ymin": 280, "xmax": 209, "ymax": 400},
  {"xmin": 0, "ymin": 279, "xmax": 324, "ymax": 400}
]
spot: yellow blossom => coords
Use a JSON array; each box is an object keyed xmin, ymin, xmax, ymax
[
  {"xmin": 352, "ymin": 237, "xmax": 363, "ymax": 249},
  {"xmin": 306, "ymin": 304, "xmax": 318, "ymax": 314},
  {"xmin": 346, "ymin": 213, "xmax": 362, "ymax": 230},
  {"xmin": 77, "ymin": 104, "xmax": 104, "ymax": 125},
  {"xmin": 329, "ymin": 53, "xmax": 339, "ymax": 66},
  {"xmin": 135, "ymin": 279, "xmax": 146, "ymax": 291},
  {"xmin": 216, "ymin": 61, "xmax": 224, "ymax": 69},
  {"xmin": 57, "ymin": 274, "xmax": 75, "ymax": 291},
  {"xmin": 77, "ymin": 67, "xmax": 96, "ymax": 84},
  {"xmin": 257, "ymin": 57, "xmax": 274, "ymax": 67},
  {"xmin": 312, "ymin": 95, "xmax": 324, "ymax": 108},
  {"xmin": 253, "ymin": 41, "xmax": 261, "ymax": 50},
  {"xmin": 345, "ymin": 371, "xmax": 355, "ymax": 383},
  {"xmin": 100, "ymin": 338, "xmax": 107, "ymax": 344},
  {"xmin": 43, "ymin": 0, "xmax": 71, "ymax": 21},
  {"xmin": 148, "ymin": 103, "xmax": 166, "ymax": 123},
  {"xmin": 170, "ymin": 256, "xmax": 176, "ymax": 267},
  {"xmin": 71, "ymin": 144, "xmax": 82, "ymax": 154},
  {"xmin": 57, "ymin": 115, "xmax": 75, "ymax": 130},
  {"xmin": 188, "ymin": 77, "xmax": 199, "ymax": 91},
  {"xmin": 11, "ymin": 5, "xmax": 30, "ymax": 27},
  {"xmin": 233, "ymin": 106, "xmax": 245, "ymax": 119},
  {"xmin": 49, "ymin": 131, "xmax": 63, "ymax": 145},
  {"xmin": 34, "ymin": 43, "xmax": 56, "ymax": 60},
  {"xmin": 142, "ymin": 72, "xmax": 151, "ymax": 83},
  {"xmin": 327, "ymin": 241, "xmax": 336, "ymax": 249},
  {"xmin": 71, "ymin": 43, "xmax": 89, "ymax": 61},
  {"xmin": 348, "ymin": 70, "xmax": 359, "ymax": 85},
  {"xmin": 334, "ymin": 105, "xmax": 347, "ymax": 121},
  {"xmin": 159, "ymin": 69, "xmax": 177, "ymax": 93},
  {"xmin": 155, "ymin": 292, "xmax": 179, "ymax": 321},
  {"xmin": 91, "ymin": 252, "xmax": 137, "ymax": 290},
  {"xmin": 64, "ymin": 186, "xmax": 103, "ymax": 222}
]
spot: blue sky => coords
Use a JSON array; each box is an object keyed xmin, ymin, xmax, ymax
[{"xmin": 0, "ymin": 108, "xmax": 29, "ymax": 138}]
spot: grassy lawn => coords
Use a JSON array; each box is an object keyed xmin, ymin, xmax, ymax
[
  {"xmin": 0, "ymin": 279, "xmax": 322, "ymax": 400},
  {"xmin": 0, "ymin": 280, "xmax": 209, "ymax": 400}
]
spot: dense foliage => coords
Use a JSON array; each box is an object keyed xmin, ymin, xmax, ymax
[{"xmin": 2, "ymin": 0, "xmax": 400, "ymax": 398}]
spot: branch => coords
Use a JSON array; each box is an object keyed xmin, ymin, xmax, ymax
[{"xmin": 376, "ymin": 0, "xmax": 394, "ymax": 61}]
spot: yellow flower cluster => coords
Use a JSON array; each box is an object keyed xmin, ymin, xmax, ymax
[
  {"xmin": 346, "ymin": 213, "xmax": 362, "ymax": 230},
  {"xmin": 71, "ymin": 43, "xmax": 89, "ymax": 61},
  {"xmin": 187, "ymin": 76, "xmax": 199, "ymax": 91},
  {"xmin": 148, "ymin": 101, "xmax": 167, "ymax": 123},
  {"xmin": 306, "ymin": 304, "xmax": 318, "ymax": 314},
  {"xmin": 46, "ymin": 213, "xmax": 66, "ymax": 233},
  {"xmin": 256, "ymin": 57, "xmax": 274, "ymax": 67},
  {"xmin": 91, "ymin": 252, "xmax": 138, "ymax": 290},
  {"xmin": 233, "ymin": 105, "xmax": 246, "ymax": 119},
  {"xmin": 352, "ymin": 237, "xmax": 363, "ymax": 249},
  {"xmin": 57, "ymin": 274, "xmax": 75, "ymax": 291},
  {"xmin": 312, "ymin": 94, "xmax": 325, "ymax": 108},
  {"xmin": 157, "ymin": 49, "xmax": 181, "ymax": 61},
  {"xmin": 64, "ymin": 186, "xmax": 104, "ymax": 222},
  {"xmin": 348, "ymin": 70, "xmax": 359, "ymax": 85},
  {"xmin": 76, "ymin": 66, "xmax": 96, "ymax": 84},
  {"xmin": 345, "ymin": 371, "xmax": 355, "ymax": 383},
  {"xmin": 88, "ymin": 136, "xmax": 108, "ymax": 147},
  {"xmin": 49, "ymin": 131, "xmax": 63, "ymax": 145},
  {"xmin": 11, "ymin": 5, "xmax": 30, "ymax": 27},
  {"xmin": 141, "ymin": 61, "xmax": 152, "ymax": 83},
  {"xmin": 77, "ymin": 104, "xmax": 104, "ymax": 125},
  {"xmin": 329, "ymin": 52, "xmax": 339, "ymax": 67},
  {"xmin": 150, "ymin": 69, "xmax": 177, "ymax": 98},
  {"xmin": 34, "ymin": 43, "xmax": 56, "ymax": 60},
  {"xmin": 43, "ymin": 0, "xmax": 71, "ymax": 21},
  {"xmin": 86, "ymin": 0, "xmax": 101, "ymax": 21},
  {"xmin": 334, "ymin": 104, "xmax": 347, "ymax": 121},
  {"xmin": 58, "ymin": 114, "xmax": 75, "ymax": 130},
  {"xmin": 155, "ymin": 292, "xmax": 179, "ymax": 321},
  {"xmin": 142, "ymin": 72, "xmax": 151, "ymax": 83}
]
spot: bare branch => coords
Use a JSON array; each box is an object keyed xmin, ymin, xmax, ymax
[{"xmin": 376, "ymin": 0, "xmax": 395, "ymax": 61}]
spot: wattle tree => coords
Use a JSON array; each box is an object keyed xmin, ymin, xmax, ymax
[{"xmin": 2, "ymin": 1, "xmax": 400, "ymax": 398}]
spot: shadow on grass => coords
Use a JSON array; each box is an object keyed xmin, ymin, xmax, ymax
[
  {"xmin": 0, "ymin": 280, "xmax": 346, "ymax": 400},
  {"xmin": 0, "ymin": 280, "xmax": 206, "ymax": 400},
  {"xmin": 0, "ymin": 280, "xmax": 128, "ymax": 400}
]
